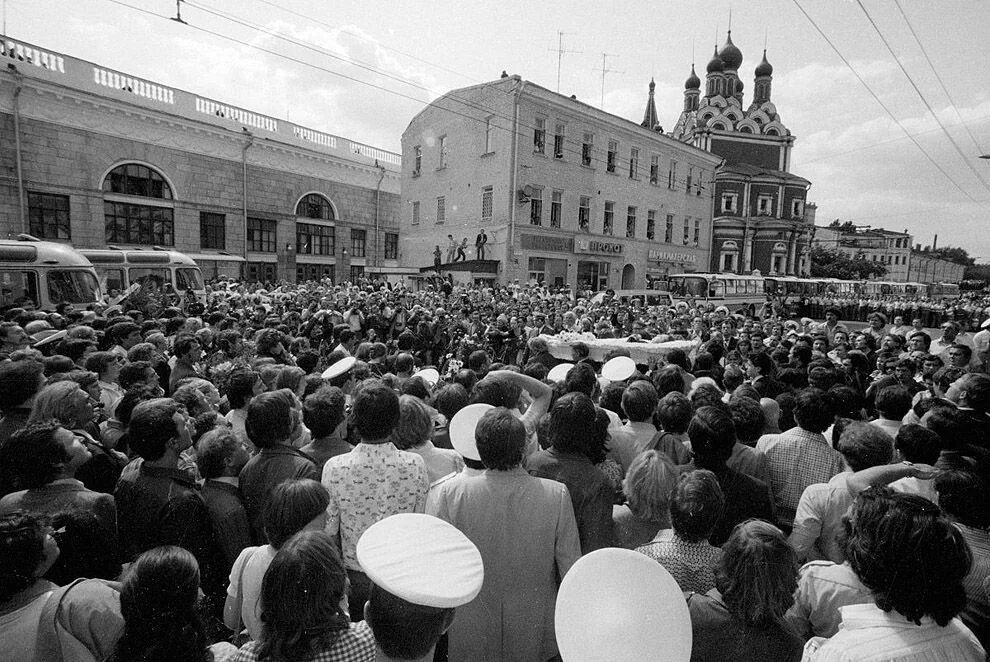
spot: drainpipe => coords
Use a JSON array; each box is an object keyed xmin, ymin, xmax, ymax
[
  {"xmin": 9, "ymin": 65, "xmax": 26, "ymax": 233},
  {"xmin": 241, "ymin": 128, "xmax": 254, "ymax": 277},
  {"xmin": 373, "ymin": 159, "xmax": 385, "ymax": 271},
  {"xmin": 507, "ymin": 77, "xmax": 527, "ymax": 282}
]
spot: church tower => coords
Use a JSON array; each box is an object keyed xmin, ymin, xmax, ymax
[
  {"xmin": 683, "ymin": 64, "xmax": 701, "ymax": 112},
  {"xmin": 641, "ymin": 78, "xmax": 662, "ymax": 131},
  {"xmin": 705, "ymin": 46, "xmax": 725, "ymax": 98},
  {"xmin": 752, "ymin": 49, "xmax": 773, "ymax": 104}
]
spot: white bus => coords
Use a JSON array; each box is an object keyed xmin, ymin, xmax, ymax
[
  {"xmin": 0, "ymin": 236, "xmax": 102, "ymax": 311},
  {"xmin": 80, "ymin": 247, "xmax": 205, "ymax": 303},
  {"xmin": 665, "ymin": 273, "xmax": 767, "ymax": 315}
]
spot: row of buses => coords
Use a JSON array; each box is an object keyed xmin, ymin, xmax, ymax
[{"xmin": 0, "ymin": 235, "xmax": 204, "ymax": 311}]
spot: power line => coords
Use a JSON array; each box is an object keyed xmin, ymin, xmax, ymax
[
  {"xmin": 790, "ymin": 0, "xmax": 984, "ymax": 205},
  {"xmin": 854, "ymin": 0, "xmax": 990, "ymax": 196}
]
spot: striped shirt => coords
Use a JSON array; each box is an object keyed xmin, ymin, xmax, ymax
[{"xmin": 757, "ymin": 427, "xmax": 845, "ymax": 526}]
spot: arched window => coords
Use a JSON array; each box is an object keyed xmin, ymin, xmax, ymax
[
  {"xmin": 765, "ymin": 128, "xmax": 779, "ymax": 136},
  {"xmin": 295, "ymin": 193, "xmax": 335, "ymax": 221},
  {"xmin": 739, "ymin": 125, "xmax": 753, "ymax": 134},
  {"xmin": 102, "ymin": 163, "xmax": 174, "ymax": 246}
]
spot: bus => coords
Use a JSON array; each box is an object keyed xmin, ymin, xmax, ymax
[
  {"xmin": 928, "ymin": 282, "xmax": 960, "ymax": 300},
  {"xmin": 858, "ymin": 281, "xmax": 926, "ymax": 297},
  {"xmin": 664, "ymin": 273, "xmax": 767, "ymax": 315},
  {"xmin": 0, "ymin": 236, "xmax": 102, "ymax": 311},
  {"xmin": 79, "ymin": 247, "xmax": 205, "ymax": 303},
  {"xmin": 590, "ymin": 289, "xmax": 675, "ymax": 308}
]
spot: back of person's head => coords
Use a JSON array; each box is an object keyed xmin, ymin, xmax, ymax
[
  {"xmin": 670, "ymin": 469, "xmax": 725, "ymax": 543},
  {"xmin": 960, "ymin": 373, "xmax": 990, "ymax": 412},
  {"xmin": 471, "ymin": 376, "xmax": 521, "ymax": 410},
  {"xmin": 172, "ymin": 334, "xmax": 200, "ymax": 359},
  {"xmin": 657, "ymin": 391, "xmax": 693, "ymax": 435},
  {"xmin": 400, "ymin": 376, "xmax": 430, "ymax": 401},
  {"xmin": 0, "ymin": 512, "xmax": 52, "ymax": 602},
  {"xmin": 716, "ymin": 520, "xmax": 797, "ymax": 627},
  {"xmin": 652, "ymin": 365, "xmax": 685, "ymax": 397},
  {"xmin": 622, "ymin": 380, "xmax": 658, "ymax": 423},
  {"xmin": 894, "ymin": 424, "xmax": 941, "ymax": 465},
  {"xmin": 876, "ymin": 385, "xmax": 912, "ymax": 420},
  {"xmin": 226, "ymin": 368, "xmax": 260, "ymax": 409},
  {"xmin": 256, "ymin": 530, "xmax": 349, "ymax": 662},
  {"xmin": 431, "ymin": 384, "xmax": 468, "ymax": 422},
  {"xmin": 0, "ymin": 422, "xmax": 67, "ymax": 490},
  {"xmin": 563, "ymin": 362, "xmax": 598, "ymax": 397},
  {"xmin": 521, "ymin": 362, "xmax": 548, "ymax": 381},
  {"xmin": 263, "ymin": 478, "xmax": 330, "ymax": 549},
  {"xmin": 777, "ymin": 368, "xmax": 808, "ymax": 391},
  {"xmin": 476, "ymin": 407, "xmax": 526, "ymax": 470},
  {"xmin": 836, "ymin": 422, "xmax": 894, "ymax": 472},
  {"xmin": 274, "ymin": 366, "xmax": 306, "ymax": 394},
  {"xmin": 732, "ymin": 383, "xmax": 761, "ymax": 403},
  {"xmin": 923, "ymin": 405, "xmax": 966, "ymax": 451},
  {"xmin": 302, "ymin": 386, "xmax": 346, "ymax": 440},
  {"xmin": 129, "ymin": 398, "xmax": 184, "ymax": 461},
  {"xmin": 826, "ymin": 385, "xmax": 863, "ymax": 420},
  {"xmin": 728, "ymin": 396, "xmax": 765, "ymax": 446},
  {"xmin": 196, "ymin": 428, "xmax": 243, "ymax": 480},
  {"xmin": 846, "ymin": 490, "xmax": 970, "ymax": 627},
  {"xmin": 246, "ymin": 389, "xmax": 296, "ymax": 448},
  {"xmin": 44, "ymin": 508, "xmax": 122, "ymax": 585},
  {"xmin": 688, "ymin": 406, "xmax": 736, "ymax": 469},
  {"xmin": 466, "ymin": 350, "xmax": 488, "ymax": 373},
  {"xmin": 793, "ymin": 388, "xmax": 832, "ymax": 433},
  {"xmin": 547, "ymin": 392, "xmax": 598, "ymax": 456},
  {"xmin": 83, "ymin": 351, "xmax": 117, "ymax": 376},
  {"xmin": 623, "ymin": 450, "xmax": 677, "ymax": 522},
  {"xmin": 689, "ymin": 383, "xmax": 725, "ymax": 411},
  {"xmin": 395, "ymin": 352, "xmax": 416, "ymax": 375},
  {"xmin": 664, "ymin": 348, "xmax": 689, "ymax": 371},
  {"xmin": 453, "ymin": 369, "xmax": 477, "ymax": 394},
  {"xmin": 366, "ymin": 583, "xmax": 453, "ymax": 660},
  {"xmin": 935, "ymin": 470, "xmax": 990, "ymax": 529},
  {"xmin": 748, "ymin": 351, "xmax": 776, "ymax": 377},
  {"xmin": 0, "ymin": 359, "xmax": 44, "ymax": 410},
  {"xmin": 722, "ymin": 364, "xmax": 745, "ymax": 392},
  {"xmin": 394, "ymin": 395, "xmax": 432, "ymax": 450},
  {"xmin": 808, "ymin": 365, "xmax": 838, "ymax": 391},
  {"xmin": 295, "ymin": 349, "xmax": 321, "ymax": 375},
  {"xmin": 118, "ymin": 361, "xmax": 153, "ymax": 390},
  {"xmin": 598, "ymin": 382, "xmax": 625, "ymax": 418}
]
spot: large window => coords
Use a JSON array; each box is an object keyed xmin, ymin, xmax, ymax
[
  {"xmin": 534, "ymin": 118, "xmax": 546, "ymax": 154},
  {"xmin": 693, "ymin": 219, "xmax": 701, "ymax": 246},
  {"xmin": 438, "ymin": 136, "xmax": 447, "ymax": 169},
  {"xmin": 246, "ymin": 263, "xmax": 277, "ymax": 282},
  {"xmin": 665, "ymin": 214, "xmax": 674, "ymax": 243},
  {"xmin": 581, "ymin": 132, "xmax": 593, "ymax": 166},
  {"xmin": 199, "ymin": 212, "xmax": 225, "ymax": 249},
  {"xmin": 481, "ymin": 186, "xmax": 493, "ymax": 222},
  {"xmin": 578, "ymin": 196, "xmax": 591, "ymax": 231},
  {"xmin": 436, "ymin": 196, "xmax": 445, "ymax": 224},
  {"xmin": 351, "ymin": 229, "xmax": 366, "ymax": 257},
  {"xmin": 629, "ymin": 148, "xmax": 639, "ymax": 179},
  {"xmin": 295, "ymin": 193, "xmax": 335, "ymax": 220},
  {"xmin": 530, "ymin": 193, "xmax": 543, "ymax": 226},
  {"xmin": 603, "ymin": 201, "xmax": 614, "ymax": 236},
  {"xmin": 550, "ymin": 190, "xmax": 562, "ymax": 229},
  {"xmin": 647, "ymin": 210, "xmax": 656, "ymax": 241},
  {"xmin": 528, "ymin": 257, "xmax": 547, "ymax": 284},
  {"xmin": 682, "ymin": 217, "xmax": 690, "ymax": 245},
  {"xmin": 102, "ymin": 163, "xmax": 174, "ymax": 246},
  {"xmin": 650, "ymin": 156, "xmax": 659, "ymax": 185},
  {"xmin": 668, "ymin": 160, "xmax": 677, "ymax": 189},
  {"xmin": 384, "ymin": 232, "xmax": 399, "ymax": 260},
  {"xmin": 296, "ymin": 223, "xmax": 334, "ymax": 255},
  {"xmin": 413, "ymin": 145, "xmax": 422, "ymax": 176},
  {"xmin": 247, "ymin": 218, "xmax": 276, "ymax": 252},
  {"xmin": 28, "ymin": 192, "xmax": 70, "ymax": 240},
  {"xmin": 553, "ymin": 123, "xmax": 565, "ymax": 159},
  {"xmin": 626, "ymin": 206, "xmax": 637, "ymax": 238},
  {"xmin": 485, "ymin": 116, "xmax": 495, "ymax": 153},
  {"xmin": 606, "ymin": 140, "xmax": 617, "ymax": 173},
  {"xmin": 349, "ymin": 265, "xmax": 365, "ymax": 282},
  {"xmin": 411, "ymin": 200, "xmax": 420, "ymax": 225}
]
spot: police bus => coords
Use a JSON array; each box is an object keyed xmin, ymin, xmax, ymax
[{"xmin": 0, "ymin": 236, "xmax": 102, "ymax": 311}]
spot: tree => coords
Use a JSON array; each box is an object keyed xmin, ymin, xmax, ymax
[
  {"xmin": 809, "ymin": 246, "xmax": 887, "ymax": 280},
  {"xmin": 827, "ymin": 220, "xmax": 857, "ymax": 233},
  {"xmin": 928, "ymin": 246, "xmax": 974, "ymax": 266}
]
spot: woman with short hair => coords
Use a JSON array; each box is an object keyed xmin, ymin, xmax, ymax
[
  {"xmin": 393, "ymin": 395, "xmax": 462, "ymax": 483},
  {"xmin": 612, "ymin": 450, "xmax": 677, "ymax": 548}
]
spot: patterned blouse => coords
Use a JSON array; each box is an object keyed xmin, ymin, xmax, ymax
[
  {"xmin": 635, "ymin": 528, "xmax": 722, "ymax": 593},
  {"xmin": 230, "ymin": 621, "xmax": 375, "ymax": 662}
]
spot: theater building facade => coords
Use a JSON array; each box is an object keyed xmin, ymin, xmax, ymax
[{"xmin": 0, "ymin": 35, "xmax": 403, "ymax": 283}]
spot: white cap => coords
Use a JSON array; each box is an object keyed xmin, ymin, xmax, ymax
[
  {"xmin": 981, "ymin": 318, "xmax": 990, "ymax": 330},
  {"xmin": 33, "ymin": 329, "xmax": 67, "ymax": 348},
  {"xmin": 547, "ymin": 362, "xmax": 574, "ymax": 383},
  {"xmin": 601, "ymin": 356, "xmax": 636, "ymax": 382},
  {"xmin": 416, "ymin": 367, "xmax": 440, "ymax": 387},
  {"xmin": 555, "ymin": 548, "xmax": 692, "ymax": 661},
  {"xmin": 448, "ymin": 403, "xmax": 493, "ymax": 462},
  {"xmin": 357, "ymin": 513, "xmax": 483, "ymax": 609},
  {"xmin": 321, "ymin": 356, "xmax": 356, "ymax": 380}
]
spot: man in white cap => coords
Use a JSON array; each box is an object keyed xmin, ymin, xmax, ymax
[
  {"xmin": 358, "ymin": 513, "xmax": 483, "ymax": 662},
  {"xmin": 428, "ymin": 407, "xmax": 580, "ymax": 661}
]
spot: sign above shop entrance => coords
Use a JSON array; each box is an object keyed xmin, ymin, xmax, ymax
[
  {"xmin": 521, "ymin": 234, "xmax": 574, "ymax": 253},
  {"xmin": 576, "ymin": 239, "xmax": 623, "ymax": 255},
  {"xmin": 649, "ymin": 249, "xmax": 697, "ymax": 263}
]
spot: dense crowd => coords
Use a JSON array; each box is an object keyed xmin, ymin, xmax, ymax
[{"xmin": 0, "ymin": 276, "xmax": 988, "ymax": 662}]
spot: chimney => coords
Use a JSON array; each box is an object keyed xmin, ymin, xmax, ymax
[{"xmin": 932, "ymin": 234, "xmax": 938, "ymax": 250}]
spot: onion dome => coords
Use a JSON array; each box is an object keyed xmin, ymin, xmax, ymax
[
  {"xmin": 718, "ymin": 30, "xmax": 743, "ymax": 70},
  {"xmin": 755, "ymin": 49, "xmax": 773, "ymax": 77},
  {"xmin": 685, "ymin": 64, "xmax": 701, "ymax": 90},
  {"xmin": 706, "ymin": 47, "xmax": 724, "ymax": 74}
]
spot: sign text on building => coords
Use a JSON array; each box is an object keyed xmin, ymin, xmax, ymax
[
  {"xmin": 577, "ymin": 240, "xmax": 623, "ymax": 255},
  {"xmin": 649, "ymin": 250, "xmax": 697, "ymax": 263},
  {"xmin": 521, "ymin": 234, "xmax": 574, "ymax": 253}
]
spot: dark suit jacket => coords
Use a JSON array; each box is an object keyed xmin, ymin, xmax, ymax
[
  {"xmin": 0, "ymin": 480, "xmax": 118, "ymax": 541},
  {"xmin": 239, "ymin": 445, "xmax": 320, "ymax": 544}
]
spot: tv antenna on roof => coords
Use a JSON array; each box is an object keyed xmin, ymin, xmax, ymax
[
  {"xmin": 598, "ymin": 53, "xmax": 625, "ymax": 108},
  {"xmin": 548, "ymin": 31, "xmax": 583, "ymax": 93},
  {"xmin": 172, "ymin": 0, "xmax": 187, "ymax": 24}
]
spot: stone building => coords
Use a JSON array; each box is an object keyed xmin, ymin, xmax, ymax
[
  {"xmin": 0, "ymin": 35, "xmax": 403, "ymax": 283},
  {"xmin": 813, "ymin": 226, "xmax": 913, "ymax": 281}
]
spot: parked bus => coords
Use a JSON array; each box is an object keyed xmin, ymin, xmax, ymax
[
  {"xmin": 0, "ymin": 236, "xmax": 102, "ymax": 311},
  {"xmin": 590, "ymin": 289, "xmax": 674, "ymax": 308},
  {"xmin": 79, "ymin": 247, "xmax": 205, "ymax": 303},
  {"xmin": 858, "ymin": 281, "xmax": 926, "ymax": 297},
  {"xmin": 664, "ymin": 273, "xmax": 767, "ymax": 315},
  {"xmin": 928, "ymin": 282, "xmax": 960, "ymax": 300}
]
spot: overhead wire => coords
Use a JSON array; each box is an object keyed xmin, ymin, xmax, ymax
[{"xmin": 790, "ymin": 0, "xmax": 985, "ymax": 204}]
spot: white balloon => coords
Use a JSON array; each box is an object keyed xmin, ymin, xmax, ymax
[{"xmin": 555, "ymin": 548, "xmax": 692, "ymax": 662}]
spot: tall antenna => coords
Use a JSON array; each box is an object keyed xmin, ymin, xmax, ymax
[
  {"xmin": 728, "ymin": 7, "xmax": 732, "ymax": 32},
  {"xmin": 548, "ymin": 31, "xmax": 583, "ymax": 93},
  {"xmin": 599, "ymin": 53, "xmax": 625, "ymax": 108},
  {"xmin": 172, "ymin": 0, "xmax": 187, "ymax": 24}
]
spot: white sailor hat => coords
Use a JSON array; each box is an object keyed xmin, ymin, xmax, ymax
[
  {"xmin": 546, "ymin": 362, "xmax": 574, "ymax": 383},
  {"xmin": 32, "ymin": 329, "xmax": 67, "ymax": 348},
  {"xmin": 357, "ymin": 513, "xmax": 483, "ymax": 609},
  {"xmin": 321, "ymin": 356, "xmax": 356, "ymax": 380},
  {"xmin": 448, "ymin": 403, "xmax": 493, "ymax": 462},
  {"xmin": 416, "ymin": 367, "xmax": 440, "ymax": 387},
  {"xmin": 601, "ymin": 356, "xmax": 636, "ymax": 382}
]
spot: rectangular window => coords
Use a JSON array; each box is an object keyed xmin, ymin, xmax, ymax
[
  {"xmin": 534, "ymin": 117, "xmax": 546, "ymax": 154},
  {"xmin": 682, "ymin": 217, "xmax": 690, "ymax": 245},
  {"xmin": 349, "ymin": 265, "xmax": 365, "ymax": 282},
  {"xmin": 384, "ymin": 232, "xmax": 398, "ymax": 260},
  {"xmin": 791, "ymin": 199, "xmax": 804, "ymax": 219},
  {"xmin": 246, "ymin": 263, "xmax": 277, "ymax": 282},
  {"xmin": 686, "ymin": 167, "xmax": 693, "ymax": 192},
  {"xmin": 721, "ymin": 193, "xmax": 738, "ymax": 213},
  {"xmin": 350, "ymin": 229, "xmax": 366, "ymax": 257},
  {"xmin": 28, "ymin": 191, "xmax": 71, "ymax": 240},
  {"xmin": 484, "ymin": 116, "xmax": 495, "ymax": 153},
  {"xmin": 668, "ymin": 160, "xmax": 677, "ymax": 189},
  {"xmin": 553, "ymin": 123, "xmax": 565, "ymax": 159},
  {"xmin": 550, "ymin": 190, "xmax": 562, "ymax": 229},
  {"xmin": 481, "ymin": 186, "xmax": 493, "ymax": 222},
  {"xmin": 757, "ymin": 194, "xmax": 774, "ymax": 216},
  {"xmin": 695, "ymin": 169, "xmax": 704, "ymax": 195},
  {"xmin": 693, "ymin": 219, "xmax": 701, "ymax": 246},
  {"xmin": 411, "ymin": 200, "xmax": 420, "ymax": 225},
  {"xmin": 104, "ymin": 201, "xmax": 174, "ymax": 246},
  {"xmin": 438, "ymin": 135, "xmax": 447, "ymax": 168},
  {"xmin": 578, "ymin": 196, "xmax": 591, "ymax": 231},
  {"xmin": 528, "ymin": 257, "xmax": 546, "ymax": 284},
  {"xmin": 413, "ymin": 145, "xmax": 422, "ymax": 176},
  {"xmin": 246, "ymin": 217, "xmax": 276, "ymax": 253},
  {"xmin": 582, "ymin": 132, "xmax": 593, "ymax": 166},
  {"xmin": 650, "ymin": 156, "xmax": 659, "ymax": 185},
  {"xmin": 665, "ymin": 214, "xmax": 674, "ymax": 243},
  {"xmin": 296, "ymin": 223, "xmax": 334, "ymax": 255},
  {"xmin": 606, "ymin": 140, "xmax": 617, "ymax": 173},
  {"xmin": 530, "ymin": 192, "xmax": 543, "ymax": 226},
  {"xmin": 436, "ymin": 196, "xmax": 445, "ymax": 224},
  {"xmin": 626, "ymin": 206, "xmax": 637, "ymax": 238},
  {"xmin": 629, "ymin": 148, "xmax": 639, "ymax": 179},
  {"xmin": 603, "ymin": 201, "xmax": 614, "ymax": 236},
  {"xmin": 647, "ymin": 210, "xmax": 656, "ymax": 241},
  {"xmin": 199, "ymin": 212, "xmax": 225, "ymax": 249}
]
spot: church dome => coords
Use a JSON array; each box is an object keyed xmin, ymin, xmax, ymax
[
  {"xmin": 718, "ymin": 31, "xmax": 743, "ymax": 70},
  {"xmin": 755, "ymin": 50, "xmax": 773, "ymax": 77},
  {"xmin": 706, "ymin": 48, "xmax": 724, "ymax": 74},
  {"xmin": 685, "ymin": 64, "xmax": 701, "ymax": 89}
]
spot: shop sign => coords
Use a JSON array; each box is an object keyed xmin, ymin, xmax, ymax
[
  {"xmin": 576, "ymin": 239, "xmax": 623, "ymax": 255},
  {"xmin": 521, "ymin": 233, "xmax": 574, "ymax": 253},
  {"xmin": 649, "ymin": 249, "xmax": 697, "ymax": 264}
]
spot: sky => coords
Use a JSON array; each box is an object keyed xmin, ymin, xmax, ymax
[{"xmin": 6, "ymin": 0, "xmax": 990, "ymax": 260}]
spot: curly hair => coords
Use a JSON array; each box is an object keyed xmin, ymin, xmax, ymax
[
  {"xmin": 670, "ymin": 469, "xmax": 725, "ymax": 543},
  {"xmin": 0, "ymin": 511, "xmax": 48, "ymax": 602},
  {"xmin": 715, "ymin": 520, "xmax": 797, "ymax": 628},
  {"xmin": 0, "ymin": 422, "xmax": 67, "ymax": 489}
]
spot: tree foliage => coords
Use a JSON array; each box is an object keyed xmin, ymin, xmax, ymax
[
  {"xmin": 926, "ymin": 246, "xmax": 974, "ymax": 266},
  {"xmin": 827, "ymin": 220, "xmax": 857, "ymax": 232},
  {"xmin": 809, "ymin": 246, "xmax": 887, "ymax": 280}
]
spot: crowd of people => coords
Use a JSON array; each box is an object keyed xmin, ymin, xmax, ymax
[{"xmin": 0, "ymin": 275, "xmax": 988, "ymax": 661}]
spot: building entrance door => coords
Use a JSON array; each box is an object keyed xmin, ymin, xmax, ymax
[{"xmin": 577, "ymin": 260, "xmax": 608, "ymax": 293}]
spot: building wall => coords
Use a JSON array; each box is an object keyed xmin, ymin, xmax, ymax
[
  {"xmin": 811, "ymin": 226, "xmax": 913, "ymax": 281},
  {"xmin": 908, "ymin": 253, "xmax": 965, "ymax": 284},
  {"xmin": 709, "ymin": 136, "xmax": 780, "ymax": 170}
]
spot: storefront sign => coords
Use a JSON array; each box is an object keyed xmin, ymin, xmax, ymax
[
  {"xmin": 649, "ymin": 249, "xmax": 697, "ymax": 264},
  {"xmin": 520, "ymin": 233, "xmax": 574, "ymax": 253},
  {"xmin": 576, "ymin": 239, "xmax": 623, "ymax": 255}
]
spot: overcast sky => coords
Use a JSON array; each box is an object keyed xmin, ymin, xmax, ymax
[{"xmin": 7, "ymin": 0, "xmax": 990, "ymax": 260}]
